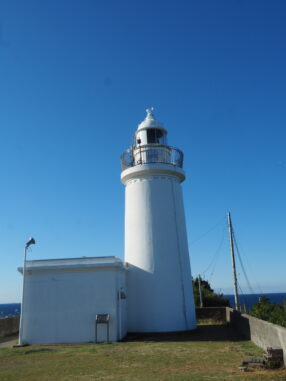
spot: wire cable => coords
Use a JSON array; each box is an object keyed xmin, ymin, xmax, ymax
[
  {"xmin": 189, "ymin": 216, "xmax": 225, "ymax": 246},
  {"xmin": 202, "ymin": 223, "xmax": 226, "ymax": 277},
  {"xmin": 208, "ymin": 235, "xmax": 226, "ymax": 283},
  {"xmin": 233, "ymin": 230, "xmax": 264, "ymax": 295},
  {"xmin": 238, "ymin": 283, "xmax": 248, "ymax": 311},
  {"xmin": 232, "ymin": 231, "xmax": 255, "ymax": 295}
]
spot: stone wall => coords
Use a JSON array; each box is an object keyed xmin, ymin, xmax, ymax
[
  {"xmin": 0, "ymin": 317, "xmax": 20, "ymax": 338},
  {"xmin": 227, "ymin": 308, "xmax": 286, "ymax": 365},
  {"xmin": 196, "ymin": 307, "xmax": 227, "ymax": 322}
]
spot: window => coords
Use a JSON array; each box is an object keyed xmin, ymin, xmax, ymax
[{"xmin": 147, "ymin": 129, "xmax": 165, "ymax": 144}]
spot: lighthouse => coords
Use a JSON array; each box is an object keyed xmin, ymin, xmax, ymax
[
  {"xmin": 121, "ymin": 108, "xmax": 196, "ymax": 332},
  {"xmin": 17, "ymin": 108, "xmax": 196, "ymax": 345}
]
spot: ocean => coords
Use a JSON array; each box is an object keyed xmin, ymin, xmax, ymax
[
  {"xmin": 1, "ymin": 293, "xmax": 286, "ymax": 317},
  {"xmin": 0, "ymin": 303, "xmax": 21, "ymax": 318},
  {"xmin": 225, "ymin": 292, "xmax": 286, "ymax": 312}
]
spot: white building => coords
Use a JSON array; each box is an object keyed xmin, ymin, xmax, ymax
[
  {"xmin": 19, "ymin": 109, "xmax": 196, "ymax": 344},
  {"xmin": 19, "ymin": 257, "xmax": 127, "ymax": 344}
]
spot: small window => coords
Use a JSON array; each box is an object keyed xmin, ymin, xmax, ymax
[{"xmin": 147, "ymin": 129, "xmax": 165, "ymax": 144}]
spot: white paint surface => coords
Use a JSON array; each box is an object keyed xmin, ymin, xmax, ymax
[
  {"xmin": 19, "ymin": 257, "xmax": 127, "ymax": 344},
  {"xmin": 122, "ymin": 163, "xmax": 196, "ymax": 332}
]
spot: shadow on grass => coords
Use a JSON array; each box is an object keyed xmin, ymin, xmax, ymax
[
  {"xmin": 23, "ymin": 348, "xmax": 58, "ymax": 354},
  {"xmin": 124, "ymin": 323, "xmax": 245, "ymax": 343}
]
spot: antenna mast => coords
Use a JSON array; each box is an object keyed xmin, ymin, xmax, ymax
[{"xmin": 227, "ymin": 212, "xmax": 240, "ymax": 310}]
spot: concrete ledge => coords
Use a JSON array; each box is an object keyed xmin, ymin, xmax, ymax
[
  {"xmin": 226, "ymin": 307, "xmax": 286, "ymax": 365},
  {"xmin": 0, "ymin": 317, "xmax": 20, "ymax": 338},
  {"xmin": 197, "ymin": 307, "xmax": 286, "ymax": 365},
  {"xmin": 196, "ymin": 307, "xmax": 227, "ymax": 322}
]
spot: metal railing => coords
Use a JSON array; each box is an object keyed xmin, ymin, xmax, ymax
[{"xmin": 121, "ymin": 144, "xmax": 184, "ymax": 170}]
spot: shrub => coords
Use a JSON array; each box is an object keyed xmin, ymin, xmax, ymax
[{"xmin": 249, "ymin": 296, "xmax": 286, "ymax": 327}]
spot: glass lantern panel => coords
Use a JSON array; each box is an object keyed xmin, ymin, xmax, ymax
[{"xmin": 146, "ymin": 129, "xmax": 166, "ymax": 144}]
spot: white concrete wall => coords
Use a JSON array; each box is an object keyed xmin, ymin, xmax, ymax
[
  {"xmin": 21, "ymin": 265, "xmax": 126, "ymax": 344},
  {"xmin": 117, "ymin": 269, "xmax": 127, "ymax": 339},
  {"xmin": 122, "ymin": 164, "xmax": 196, "ymax": 332},
  {"xmin": 227, "ymin": 308, "xmax": 286, "ymax": 365}
]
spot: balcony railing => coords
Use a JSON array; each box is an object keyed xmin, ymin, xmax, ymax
[{"xmin": 121, "ymin": 144, "xmax": 184, "ymax": 170}]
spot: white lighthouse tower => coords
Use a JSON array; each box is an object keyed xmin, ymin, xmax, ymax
[{"xmin": 121, "ymin": 108, "xmax": 196, "ymax": 332}]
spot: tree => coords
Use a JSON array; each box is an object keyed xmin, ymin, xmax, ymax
[
  {"xmin": 192, "ymin": 277, "xmax": 230, "ymax": 307},
  {"xmin": 250, "ymin": 297, "xmax": 286, "ymax": 328}
]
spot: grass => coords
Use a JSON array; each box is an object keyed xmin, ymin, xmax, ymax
[
  {"xmin": 0, "ymin": 324, "xmax": 285, "ymax": 381},
  {"xmin": 197, "ymin": 318, "xmax": 226, "ymax": 326}
]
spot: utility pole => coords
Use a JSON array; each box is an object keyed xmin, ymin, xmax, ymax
[
  {"xmin": 227, "ymin": 212, "xmax": 240, "ymax": 311},
  {"xmin": 198, "ymin": 275, "xmax": 203, "ymax": 308}
]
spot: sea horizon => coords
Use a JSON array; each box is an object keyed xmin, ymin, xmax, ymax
[
  {"xmin": 1, "ymin": 292, "xmax": 286, "ymax": 318},
  {"xmin": 224, "ymin": 292, "xmax": 286, "ymax": 311}
]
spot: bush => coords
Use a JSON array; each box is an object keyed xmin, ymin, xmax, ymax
[{"xmin": 249, "ymin": 296, "xmax": 286, "ymax": 328}]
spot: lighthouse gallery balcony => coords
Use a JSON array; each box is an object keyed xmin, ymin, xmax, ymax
[{"xmin": 120, "ymin": 144, "xmax": 184, "ymax": 171}]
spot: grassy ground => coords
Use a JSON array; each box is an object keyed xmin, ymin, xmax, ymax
[{"xmin": 0, "ymin": 324, "xmax": 285, "ymax": 381}]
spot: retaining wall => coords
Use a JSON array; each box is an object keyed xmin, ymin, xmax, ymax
[
  {"xmin": 196, "ymin": 307, "xmax": 227, "ymax": 322},
  {"xmin": 226, "ymin": 307, "xmax": 286, "ymax": 365},
  {"xmin": 0, "ymin": 317, "xmax": 20, "ymax": 338}
]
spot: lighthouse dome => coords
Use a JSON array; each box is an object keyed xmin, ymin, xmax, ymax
[
  {"xmin": 137, "ymin": 107, "xmax": 166, "ymax": 132},
  {"xmin": 135, "ymin": 107, "xmax": 167, "ymax": 146}
]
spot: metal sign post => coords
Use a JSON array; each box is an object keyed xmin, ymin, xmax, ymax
[{"xmin": 95, "ymin": 314, "xmax": 110, "ymax": 343}]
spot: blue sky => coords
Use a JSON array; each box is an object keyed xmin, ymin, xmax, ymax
[{"xmin": 0, "ymin": 0, "xmax": 285, "ymax": 302}]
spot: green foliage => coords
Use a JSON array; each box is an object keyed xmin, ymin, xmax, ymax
[
  {"xmin": 193, "ymin": 277, "xmax": 230, "ymax": 307},
  {"xmin": 249, "ymin": 296, "xmax": 286, "ymax": 328}
]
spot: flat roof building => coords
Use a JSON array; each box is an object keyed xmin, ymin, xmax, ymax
[{"xmin": 18, "ymin": 257, "xmax": 127, "ymax": 344}]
